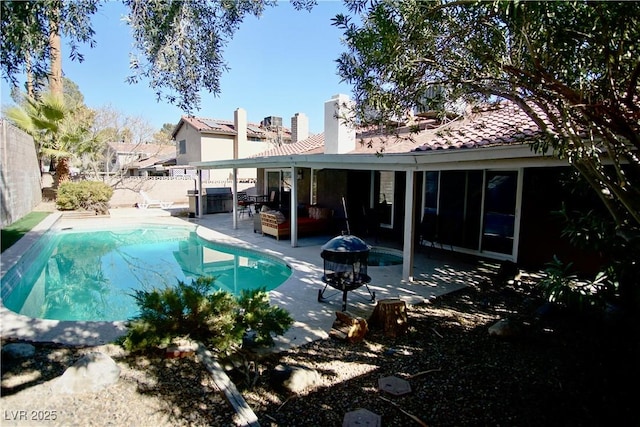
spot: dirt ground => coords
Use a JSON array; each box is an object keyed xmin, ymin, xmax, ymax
[{"xmin": 2, "ymin": 279, "xmax": 638, "ymax": 426}]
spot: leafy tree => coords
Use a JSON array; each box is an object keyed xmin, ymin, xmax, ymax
[
  {"xmin": 2, "ymin": 0, "xmax": 316, "ymax": 113},
  {"xmin": 333, "ymin": 0, "xmax": 640, "ymax": 235},
  {"xmin": 1, "ymin": 0, "xmax": 100, "ymax": 97},
  {"xmin": 152, "ymin": 123, "xmax": 176, "ymax": 145}
]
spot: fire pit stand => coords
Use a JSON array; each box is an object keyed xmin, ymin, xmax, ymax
[{"xmin": 318, "ymin": 234, "xmax": 376, "ymax": 312}]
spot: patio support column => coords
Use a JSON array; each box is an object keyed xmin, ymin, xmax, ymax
[
  {"xmin": 290, "ymin": 166, "xmax": 299, "ymax": 247},
  {"xmin": 232, "ymin": 168, "xmax": 238, "ymax": 229},
  {"xmin": 402, "ymin": 171, "xmax": 416, "ymax": 282},
  {"xmin": 197, "ymin": 169, "xmax": 203, "ymax": 219}
]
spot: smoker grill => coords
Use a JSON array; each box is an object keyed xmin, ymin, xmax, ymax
[{"xmin": 318, "ymin": 234, "xmax": 376, "ymax": 312}]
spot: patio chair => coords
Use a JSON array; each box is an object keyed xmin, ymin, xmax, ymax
[
  {"xmin": 419, "ymin": 212, "xmax": 453, "ymax": 257},
  {"xmin": 139, "ymin": 190, "xmax": 173, "ymax": 209},
  {"xmin": 237, "ymin": 191, "xmax": 254, "ymax": 217}
]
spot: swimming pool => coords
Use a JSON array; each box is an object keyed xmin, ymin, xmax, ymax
[
  {"xmin": 368, "ymin": 247, "xmax": 403, "ymax": 266},
  {"xmin": 1, "ymin": 225, "xmax": 292, "ymax": 322}
]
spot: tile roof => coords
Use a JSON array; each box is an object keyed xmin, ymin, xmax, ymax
[
  {"xmin": 250, "ymin": 133, "xmax": 325, "ymax": 157},
  {"xmin": 249, "ymin": 101, "xmax": 544, "ymax": 157},
  {"xmin": 107, "ymin": 143, "xmax": 176, "ymax": 169},
  {"xmin": 135, "ymin": 152, "xmax": 176, "ymax": 168},
  {"xmin": 412, "ymin": 102, "xmax": 543, "ymax": 152},
  {"xmin": 107, "ymin": 142, "xmax": 175, "ymax": 156},
  {"xmin": 178, "ymin": 116, "xmax": 292, "ymax": 139}
]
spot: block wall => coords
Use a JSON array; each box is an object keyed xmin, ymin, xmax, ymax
[{"xmin": 0, "ymin": 120, "xmax": 42, "ymax": 227}]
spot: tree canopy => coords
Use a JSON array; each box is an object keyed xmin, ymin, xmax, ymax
[
  {"xmin": 1, "ymin": 0, "xmax": 317, "ymax": 113},
  {"xmin": 334, "ymin": 0, "xmax": 640, "ymax": 232},
  {"xmin": 1, "ymin": 0, "xmax": 100, "ymax": 95}
]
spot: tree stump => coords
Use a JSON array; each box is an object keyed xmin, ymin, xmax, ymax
[
  {"xmin": 330, "ymin": 311, "xmax": 368, "ymax": 343},
  {"xmin": 369, "ymin": 299, "xmax": 408, "ymax": 338}
]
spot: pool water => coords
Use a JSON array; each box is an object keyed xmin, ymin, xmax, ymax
[
  {"xmin": 368, "ymin": 249, "xmax": 403, "ymax": 266},
  {"xmin": 1, "ymin": 226, "xmax": 291, "ymax": 322}
]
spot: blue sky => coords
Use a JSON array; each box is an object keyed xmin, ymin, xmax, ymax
[{"xmin": 1, "ymin": 1, "xmax": 353, "ymax": 134}]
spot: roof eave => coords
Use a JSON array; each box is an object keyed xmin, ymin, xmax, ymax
[{"xmin": 190, "ymin": 144, "xmax": 560, "ymax": 171}]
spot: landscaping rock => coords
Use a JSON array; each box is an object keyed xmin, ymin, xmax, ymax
[
  {"xmin": 269, "ymin": 364, "xmax": 321, "ymax": 394},
  {"xmin": 2, "ymin": 343, "xmax": 36, "ymax": 359},
  {"xmin": 488, "ymin": 318, "xmax": 521, "ymax": 338},
  {"xmin": 52, "ymin": 352, "xmax": 121, "ymax": 394}
]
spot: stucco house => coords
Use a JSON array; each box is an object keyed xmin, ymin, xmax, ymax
[
  {"xmin": 104, "ymin": 142, "xmax": 176, "ymax": 176},
  {"xmin": 190, "ymin": 94, "xmax": 613, "ymax": 281},
  {"xmin": 171, "ymin": 109, "xmax": 310, "ymax": 184}
]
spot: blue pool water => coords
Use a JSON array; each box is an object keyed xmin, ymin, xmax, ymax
[
  {"xmin": 1, "ymin": 226, "xmax": 291, "ymax": 322},
  {"xmin": 368, "ymin": 249, "xmax": 403, "ymax": 266}
]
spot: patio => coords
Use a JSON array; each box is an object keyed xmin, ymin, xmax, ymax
[{"xmin": 1, "ymin": 207, "xmax": 497, "ymax": 352}]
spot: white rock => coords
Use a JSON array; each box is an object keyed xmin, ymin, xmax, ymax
[
  {"xmin": 52, "ymin": 352, "xmax": 121, "ymax": 394},
  {"xmin": 270, "ymin": 364, "xmax": 321, "ymax": 394}
]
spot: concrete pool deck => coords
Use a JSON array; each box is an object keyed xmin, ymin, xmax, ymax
[{"xmin": 1, "ymin": 206, "xmax": 497, "ymax": 352}]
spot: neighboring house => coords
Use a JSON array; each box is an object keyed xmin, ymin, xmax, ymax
[
  {"xmin": 105, "ymin": 142, "xmax": 176, "ymax": 176},
  {"xmin": 191, "ymin": 94, "xmax": 612, "ymax": 280},
  {"xmin": 171, "ymin": 109, "xmax": 309, "ymax": 183}
]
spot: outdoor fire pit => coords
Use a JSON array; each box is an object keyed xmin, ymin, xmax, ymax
[{"xmin": 319, "ymin": 234, "xmax": 375, "ymax": 311}]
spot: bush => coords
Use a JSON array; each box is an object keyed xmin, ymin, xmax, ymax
[
  {"xmin": 56, "ymin": 181, "xmax": 113, "ymax": 213},
  {"xmin": 539, "ymin": 256, "xmax": 611, "ymax": 313},
  {"xmin": 122, "ymin": 276, "xmax": 293, "ymax": 353}
]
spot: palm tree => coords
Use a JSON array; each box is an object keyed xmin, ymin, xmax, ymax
[{"xmin": 4, "ymin": 91, "xmax": 91, "ymax": 185}]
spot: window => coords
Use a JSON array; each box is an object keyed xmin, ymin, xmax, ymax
[{"xmin": 178, "ymin": 140, "xmax": 186, "ymax": 155}]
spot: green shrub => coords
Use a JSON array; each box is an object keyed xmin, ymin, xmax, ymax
[
  {"xmin": 539, "ymin": 256, "xmax": 611, "ymax": 313},
  {"xmin": 122, "ymin": 276, "xmax": 293, "ymax": 353},
  {"xmin": 237, "ymin": 287, "xmax": 294, "ymax": 347},
  {"xmin": 56, "ymin": 181, "xmax": 113, "ymax": 213}
]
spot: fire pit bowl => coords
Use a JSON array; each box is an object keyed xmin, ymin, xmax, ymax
[{"xmin": 319, "ymin": 234, "xmax": 376, "ymax": 311}]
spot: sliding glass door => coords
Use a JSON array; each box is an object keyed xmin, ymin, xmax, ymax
[
  {"xmin": 421, "ymin": 169, "xmax": 519, "ymax": 258},
  {"xmin": 482, "ymin": 171, "xmax": 518, "ymax": 255},
  {"xmin": 377, "ymin": 171, "xmax": 395, "ymax": 228}
]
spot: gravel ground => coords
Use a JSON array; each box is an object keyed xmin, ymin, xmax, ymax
[{"xmin": 2, "ymin": 280, "xmax": 638, "ymax": 426}]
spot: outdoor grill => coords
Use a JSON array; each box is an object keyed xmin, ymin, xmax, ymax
[
  {"xmin": 204, "ymin": 187, "xmax": 233, "ymax": 213},
  {"xmin": 186, "ymin": 187, "xmax": 233, "ymax": 215},
  {"xmin": 318, "ymin": 234, "xmax": 375, "ymax": 312}
]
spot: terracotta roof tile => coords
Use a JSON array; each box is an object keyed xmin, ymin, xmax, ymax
[
  {"xmin": 252, "ymin": 101, "xmax": 545, "ymax": 157},
  {"xmin": 413, "ymin": 102, "xmax": 544, "ymax": 152},
  {"xmin": 251, "ymin": 133, "xmax": 325, "ymax": 157},
  {"xmin": 179, "ymin": 115, "xmax": 291, "ymax": 139}
]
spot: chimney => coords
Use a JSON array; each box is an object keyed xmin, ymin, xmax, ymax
[
  {"xmin": 234, "ymin": 108, "xmax": 247, "ymax": 159},
  {"xmin": 324, "ymin": 94, "xmax": 355, "ymax": 154},
  {"xmin": 291, "ymin": 112, "xmax": 309, "ymax": 143}
]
